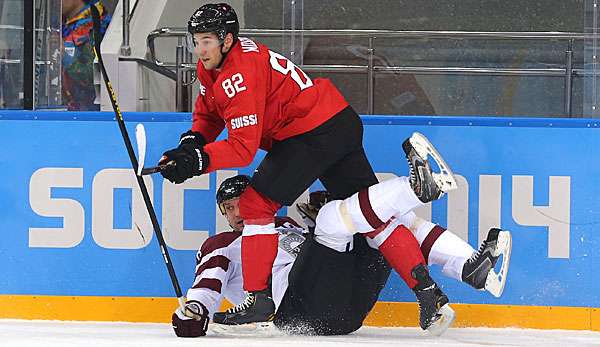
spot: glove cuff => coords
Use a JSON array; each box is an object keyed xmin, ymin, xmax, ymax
[
  {"xmin": 193, "ymin": 147, "xmax": 210, "ymax": 175},
  {"xmin": 179, "ymin": 130, "xmax": 207, "ymax": 148},
  {"xmin": 185, "ymin": 300, "xmax": 208, "ymax": 319}
]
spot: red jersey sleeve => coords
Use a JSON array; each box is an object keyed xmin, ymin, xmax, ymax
[
  {"xmin": 191, "ymin": 95, "xmax": 225, "ymax": 143},
  {"xmin": 203, "ymin": 65, "xmax": 266, "ymax": 172}
]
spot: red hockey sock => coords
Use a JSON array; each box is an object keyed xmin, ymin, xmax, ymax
[
  {"xmin": 241, "ymin": 233, "xmax": 279, "ymax": 291},
  {"xmin": 377, "ymin": 224, "xmax": 426, "ymax": 289},
  {"xmin": 238, "ymin": 186, "xmax": 281, "ymax": 292}
]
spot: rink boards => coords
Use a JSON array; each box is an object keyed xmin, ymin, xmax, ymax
[{"xmin": 1, "ymin": 111, "xmax": 599, "ymax": 330}]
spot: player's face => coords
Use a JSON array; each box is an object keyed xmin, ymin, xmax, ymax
[
  {"xmin": 192, "ymin": 32, "xmax": 224, "ymax": 70},
  {"xmin": 222, "ymin": 197, "xmax": 244, "ymax": 232}
]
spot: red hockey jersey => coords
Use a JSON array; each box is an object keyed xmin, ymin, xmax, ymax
[{"xmin": 191, "ymin": 37, "xmax": 349, "ymax": 172}]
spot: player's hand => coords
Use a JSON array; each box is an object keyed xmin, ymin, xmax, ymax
[
  {"xmin": 172, "ymin": 300, "xmax": 209, "ymax": 337},
  {"xmin": 160, "ymin": 144, "xmax": 209, "ymax": 184}
]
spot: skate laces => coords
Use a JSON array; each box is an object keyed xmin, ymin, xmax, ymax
[
  {"xmin": 406, "ymin": 152, "xmax": 430, "ymax": 185},
  {"xmin": 468, "ymin": 240, "xmax": 492, "ymax": 263},
  {"xmin": 406, "ymin": 156, "xmax": 420, "ymax": 188},
  {"xmin": 226, "ymin": 292, "xmax": 255, "ymax": 314}
]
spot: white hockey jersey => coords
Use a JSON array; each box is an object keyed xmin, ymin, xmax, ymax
[{"xmin": 185, "ymin": 217, "xmax": 306, "ymax": 317}]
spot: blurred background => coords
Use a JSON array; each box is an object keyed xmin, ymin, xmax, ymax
[{"xmin": 1, "ymin": 0, "xmax": 598, "ymax": 117}]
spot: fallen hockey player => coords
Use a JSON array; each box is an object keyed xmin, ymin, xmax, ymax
[{"xmin": 171, "ymin": 133, "xmax": 512, "ymax": 337}]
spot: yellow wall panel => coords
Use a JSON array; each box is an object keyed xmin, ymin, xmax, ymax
[{"xmin": 1, "ymin": 295, "xmax": 598, "ymax": 332}]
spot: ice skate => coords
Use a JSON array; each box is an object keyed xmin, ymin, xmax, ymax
[
  {"xmin": 462, "ymin": 228, "xmax": 512, "ymax": 297},
  {"xmin": 411, "ymin": 264, "xmax": 456, "ymax": 336},
  {"xmin": 402, "ymin": 132, "xmax": 457, "ymax": 203},
  {"xmin": 212, "ymin": 289, "xmax": 275, "ymax": 326}
]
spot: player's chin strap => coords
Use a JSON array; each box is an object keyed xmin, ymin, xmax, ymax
[{"xmin": 216, "ymin": 38, "xmax": 236, "ymax": 69}]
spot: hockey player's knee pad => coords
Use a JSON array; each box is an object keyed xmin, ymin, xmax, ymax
[
  {"xmin": 238, "ymin": 186, "xmax": 281, "ymax": 223},
  {"xmin": 314, "ymin": 201, "xmax": 354, "ymax": 252}
]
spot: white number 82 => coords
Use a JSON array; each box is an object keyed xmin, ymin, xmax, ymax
[{"xmin": 222, "ymin": 73, "xmax": 247, "ymax": 98}]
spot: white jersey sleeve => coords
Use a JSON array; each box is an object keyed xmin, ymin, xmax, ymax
[{"xmin": 185, "ymin": 231, "xmax": 245, "ymax": 318}]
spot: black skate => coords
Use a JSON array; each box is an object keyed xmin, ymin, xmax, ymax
[
  {"xmin": 212, "ymin": 289, "xmax": 275, "ymax": 326},
  {"xmin": 462, "ymin": 228, "xmax": 512, "ymax": 297},
  {"xmin": 411, "ymin": 264, "xmax": 455, "ymax": 336},
  {"xmin": 402, "ymin": 132, "xmax": 457, "ymax": 203}
]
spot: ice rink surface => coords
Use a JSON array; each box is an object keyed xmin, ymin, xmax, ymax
[{"xmin": 2, "ymin": 320, "xmax": 600, "ymax": 347}]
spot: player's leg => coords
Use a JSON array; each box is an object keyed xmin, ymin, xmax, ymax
[
  {"xmin": 313, "ymin": 134, "xmax": 459, "ymax": 334},
  {"xmin": 397, "ymin": 211, "xmax": 512, "ymax": 297},
  {"xmin": 316, "ymin": 106, "xmax": 378, "ymax": 200},
  {"xmin": 314, "ymin": 201, "xmax": 455, "ymax": 335},
  {"xmin": 318, "ymin": 131, "xmax": 458, "ymax": 238}
]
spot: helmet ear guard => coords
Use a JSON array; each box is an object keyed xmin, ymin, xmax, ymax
[{"xmin": 218, "ymin": 202, "xmax": 227, "ymax": 215}]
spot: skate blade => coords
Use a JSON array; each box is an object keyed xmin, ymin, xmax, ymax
[
  {"xmin": 408, "ymin": 132, "xmax": 458, "ymax": 193},
  {"xmin": 485, "ymin": 230, "xmax": 512, "ymax": 298},
  {"xmin": 426, "ymin": 304, "xmax": 456, "ymax": 337},
  {"xmin": 210, "ymin": 321, "xmax": 278, "ymax": 336}
]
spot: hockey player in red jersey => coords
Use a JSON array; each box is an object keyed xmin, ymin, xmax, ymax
[{"xmin": 157, "ymin": 2, "xmax": 445, "ymax": 327}]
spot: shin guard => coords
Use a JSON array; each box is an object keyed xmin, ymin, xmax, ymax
[
  {"xmin": 375, "ymin": 224, "xmax": 426, "ymax": 289},
  {"xmin": 239, "ymin": 186, "xmax": 281, "ymax": 292}
]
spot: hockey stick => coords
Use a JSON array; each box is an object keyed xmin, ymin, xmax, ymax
[
  {"xmin": 134, "ymin": 123, "xmax": 175, "ymax": 176},
  {"xmin": 90, "ymin": 5, "xmax": 185, "ymax": 309},
  {"xmin": 135, "ymin": 124, "xmax": 146, "ymax": 176},
  {"xmin": 140, "ymin": 163, "xmax": 174, "ymax": 175}
]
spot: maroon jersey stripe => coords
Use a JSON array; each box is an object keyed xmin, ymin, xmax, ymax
[
  {"xmin": 199, "ymin": 231, "xmax": 241, "ymax": 257},
  {"xmin": 192, "ymin": 278, "xmax": 222, "ymax": 292},
  {"xmin": 358, "ymin": 188, "xmax": 384, "ymax": 229},
  {"xmin": 364, "ymin": 220, "xmax": 392, "ymax": 239},
  {"xmin": 420, "ymin": 225, "xmax": 446, "ymax": 264},
  {"xmin": 195, "ymin": 255, "xmax": 230, "ymax": 276}
]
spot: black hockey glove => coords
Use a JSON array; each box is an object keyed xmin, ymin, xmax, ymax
[
  {"xmin": 178, "ymin": 130, "xmax": 207, "ymax": 148},
  {"xmin": 172, "ymin": 300, "xmax": 209, "ymax": 337},
  {"xmin": 160, "ymin": 131, "xmax": 209, "ymax": 184}
]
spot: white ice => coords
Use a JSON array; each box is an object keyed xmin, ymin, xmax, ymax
[{"xmin": 2, "ymin": 319, "xmax": 600, "ymax": 347}]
